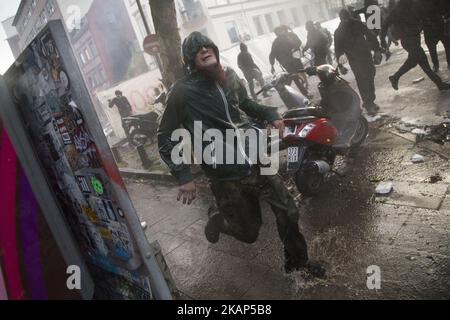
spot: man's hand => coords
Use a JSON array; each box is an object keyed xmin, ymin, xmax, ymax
[
  {"xmin": 270, "ymin": 120, "xmax": 285, "ymax": 138},
  {"xmin": 177, "ymin": 181, "xmax": 196, "ymax": 205}
]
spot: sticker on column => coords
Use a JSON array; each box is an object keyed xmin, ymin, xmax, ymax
[
  {"xmin": 108, "ymin": 221, "xmax": 134, "ymax": 262},
  {"xmin": 103, "ymin": 199, "xmax": 118, "ymax": 222},
  {"xmin": 89, "ymin": 196, "xmax": 109, "ymax": 222},
  {"xmin": 90, "ymin": 176, "xmax": 104, "ymax": 196},
  {"xmin": 77, "ymin": 175, "xmax": 91, "ymax": 193}
]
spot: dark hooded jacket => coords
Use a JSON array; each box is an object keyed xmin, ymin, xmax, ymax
[
  {"xmin": 381, "ymin": 0, "xmax": 425, "ymax": 42},
  {"xmin": 334, "ymin": 14, "xmax": 381, "ymax": 65},
  {"xmin": 237, "ymin": 43, "xmax": 259, "ymax": 75},
  {"xmin": 157, "ymin": 32, "xmax": 281, "ymax": 185},
  {"xmin": 269, "ymin": 32, "xmax": 303, "ymax": 72}
]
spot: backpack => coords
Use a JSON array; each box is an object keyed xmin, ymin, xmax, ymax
[{"xmin": 286, "ymin": 31, "xmax": 302, "ymax": 49}]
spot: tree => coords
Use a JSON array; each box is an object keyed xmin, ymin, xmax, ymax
[{"xmin": 148, "ymin": 0, "xmax": 185, "ymax": 89}]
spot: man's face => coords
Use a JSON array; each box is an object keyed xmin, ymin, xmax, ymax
[{"xmin": 194, "ymin": 46, "xmax": 218, "ymax": 70}]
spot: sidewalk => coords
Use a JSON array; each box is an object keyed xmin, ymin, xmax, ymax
[{"xmin": 125, "ymin": 45, "xmax": 450, "ymax": 300}]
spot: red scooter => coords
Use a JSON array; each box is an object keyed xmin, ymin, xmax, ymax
[{"xmin": 258, "ymin": 64, "xmax": 368, "ymax": 195}]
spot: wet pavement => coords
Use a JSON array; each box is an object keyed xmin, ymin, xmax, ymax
[{"xmin": 125, "ymin": 45, "xmax": 450, "ymax": 300}]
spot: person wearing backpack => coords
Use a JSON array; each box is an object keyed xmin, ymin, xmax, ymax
[
  {"xmin": 269, "ymin": 25, "xmax": 309, "ymax": 97},
  {"xmin": 303, "ymin": 21, "xmax": 329, "ymax": 66},
  {"xmin": 315, "ymin": 21, "xmax": 334, "ymax": 64}
]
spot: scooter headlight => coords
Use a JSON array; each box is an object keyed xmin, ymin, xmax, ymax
[{"xmin": 299, "ymin": 123, "xmax": 316, "ymax": 138}]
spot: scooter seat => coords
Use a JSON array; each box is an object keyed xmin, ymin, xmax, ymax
[{"xmin": 283, "ymin": 107, "xmax": 327, "ymax": 119}]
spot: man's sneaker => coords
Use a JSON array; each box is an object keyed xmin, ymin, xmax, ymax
[
  {"xmin": 364, "ymin": 103, "xmax": 380, "ymax": 117},
  {"xmin": 204, "ymin": 206, "xmax": 224, "ymax": 244},
  {"xmin": 285, "ymin": 259, "xmax": 327, "ymax": 278},
  {"xmin": 389, "ymin": 76, "xmax": 399, "ymax": 90},
  {"xmin": 306, "ymin": 260, "xmax": 327, "ymax": 278},
  {"xmin": 438, "ymin": 82, "xmax": 450, "ymax": 91}
]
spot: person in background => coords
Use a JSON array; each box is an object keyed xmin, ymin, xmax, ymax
[
  {"xmin": 421, "ymin": 0, "xmax": 450, "ymax": 72},
  {"xmin": 303, "ymin": 21, "xmax": 329, "ymax": 66},
  {"xmin": 237, "ymin": 43, "xmax": 270, "ymax": 100},
  {"xmin": 108, "ymin": 90, "xmax": 133, "ymax": 140},
  {"xmin": 335, "ymin": 8, "xmax": 383, "ymax": 116},
  {"xmin": 315, "ymin": 21, "xmax": 334, "ymax": 64},
  {"xmin": 269, "ymin": 25, "xmax": 310, "ymax": 97},
  {"xmin": 381, "ymin": 0, "xmax": 450, "ymax": 91}
]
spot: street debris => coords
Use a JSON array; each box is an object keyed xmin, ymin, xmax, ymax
[
  {"xmin": 411, "ymin": 154, "xmax": 425, "ymax": 163},
  {"xmin": 411, "ymin": 128, "xmax": 428, "ymax": 135},
  {"xmin": 141, "ymin": 221, "xmax": 148, "ymax": 230},
  {"xmin": 428, "ymin": 174, "xmax": 442, "ymax": 184},
  {"xmin": 375, "ymin": 181, "xmax": 394, "ymax": 196}
]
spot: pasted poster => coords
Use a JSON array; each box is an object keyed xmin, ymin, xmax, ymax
[{"xmin": 3, "ymin": 22, "xmax": 168, "ymax": 300}]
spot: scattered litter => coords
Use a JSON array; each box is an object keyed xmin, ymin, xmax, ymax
[
  {"xmin": 411, "ymin": 128, "xmax": 428, "ymax": 135},
  {"xmin": 407, "ymin": 256, "xmax": 417, "ymax": 261},
  {"xmin": 425, "ymin": 122, "xmax": 450, "ymax": 145},
  {"xmin": 400, "ymin": 117, "xmax": 420, "ymax": 127},
  {"xmin": 411, "ymin": 154, "xmax": 425, "ymax": 163},
  {"xmin": 375, "ymin": 181, "xmax": 393, "ymax": 196},
  {"xmin": 412, "ymin": 77, "xmax": 425, "ymax": 84},
  {"xmin": 426, "ymin": 268, "xmax": 435, "ymax": 275},
  {"xmin": 395, "ymin": 123, "xmax": 412, "ymax": 133},
  {"xmin": 141, "ymin": 221, "xmax": 148, "ymax": 230},
  {"xmin": 428, "ymin": 174, "xmax": 442, "ymax": 184}
]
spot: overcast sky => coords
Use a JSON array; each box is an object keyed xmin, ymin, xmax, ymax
[{"xmin": 0, "ymin": 0, "xmax": 21, "ymax": 75}]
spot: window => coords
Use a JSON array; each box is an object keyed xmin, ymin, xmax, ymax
[
  {"xmin": 277, "ymin": 10, "xmax": 287, "ymax": 25},
  {"xmin": 291, "ymin": 8, "xmax": 301, "ymax": 27},
  {"xmin": 88, "ymin": 41, "xmax": 97, "ymax": 57},
  {"xmin": 80, "ymin": 52, "xmax": 86, "ymax": 65},
  {"xmin": 85, "ymin": 48, "xmax": 91, "ymax": 61},
  {"xmin": 253, "ymin": 16, "xmax": 264, "ymax": 36},
  {"xmin": 302, "ymin": 5, "xmax": 311, "ymax": 21},
  {"xmin": 134, "ymin": 12, "xmax": 147, "ymax": 38},
  {"xmin": 225, "ymin": 21, "xmax": 239, "ymax": 44},
  {"xmin": 32, "ymin": 0, "xmax": 37, "ymax": 8},
  {"xmin": 265, "ymin": 13, "xmax": 274, "ymax": 33},
  {"xmin": 46, "ymin": 1, "xmax": 55, "ymax": 15},
  {"xmin": 40, "ymin": 11, "xmax": 48, "ymax": 25}
]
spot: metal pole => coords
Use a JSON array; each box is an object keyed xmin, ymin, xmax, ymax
[
  {"xmin": 137, "ymin": 0, "xmax": 152, "ymax": 35},
  {"xmin": 138, "ymin": 0, "xmax": 163, "ymax": 73}
]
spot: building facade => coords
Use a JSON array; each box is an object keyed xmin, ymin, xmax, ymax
[
  {"xmin": 124, "ymin": 0, "xmax": 332, "ymax": 59},
  {"xmin": 70, "ymin": 0, "xmax": 147, "ymax": 92},
  {"xmin": 2, "ymin": 16, "xmax": 21, "ymax": 60},
  {"xmin": 12, "ymin": 0, "xmax": 63, "ymax": 50},
  {"xmin": 200, "ymin": 0, "xmax": 330, "ymax": 50}
]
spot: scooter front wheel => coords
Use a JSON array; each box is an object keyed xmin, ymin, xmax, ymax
[
  {"xmin": 351, "ymin": 116, "xmax": 369, "ymax": 147},
  {"xmin": 295, "ymin": 170, "xmax": 324, "ymax": 196}
]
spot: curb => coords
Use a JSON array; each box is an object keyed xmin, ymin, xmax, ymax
[
  {"xmin": 119, "ymin": 168, "xmax": 177, "ymax": 184},
  {"xmin": 388, "ymin": 130, "xmax": 450, "ymax": 160}
]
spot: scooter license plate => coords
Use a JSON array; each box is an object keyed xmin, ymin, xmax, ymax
[
  {"xmin": 287, "ymin": 146, "xmax": 305, "ymax": 172},
  {"xmin": 287, "ymin": 147, "xmax": 299, "ymax": 163}
]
